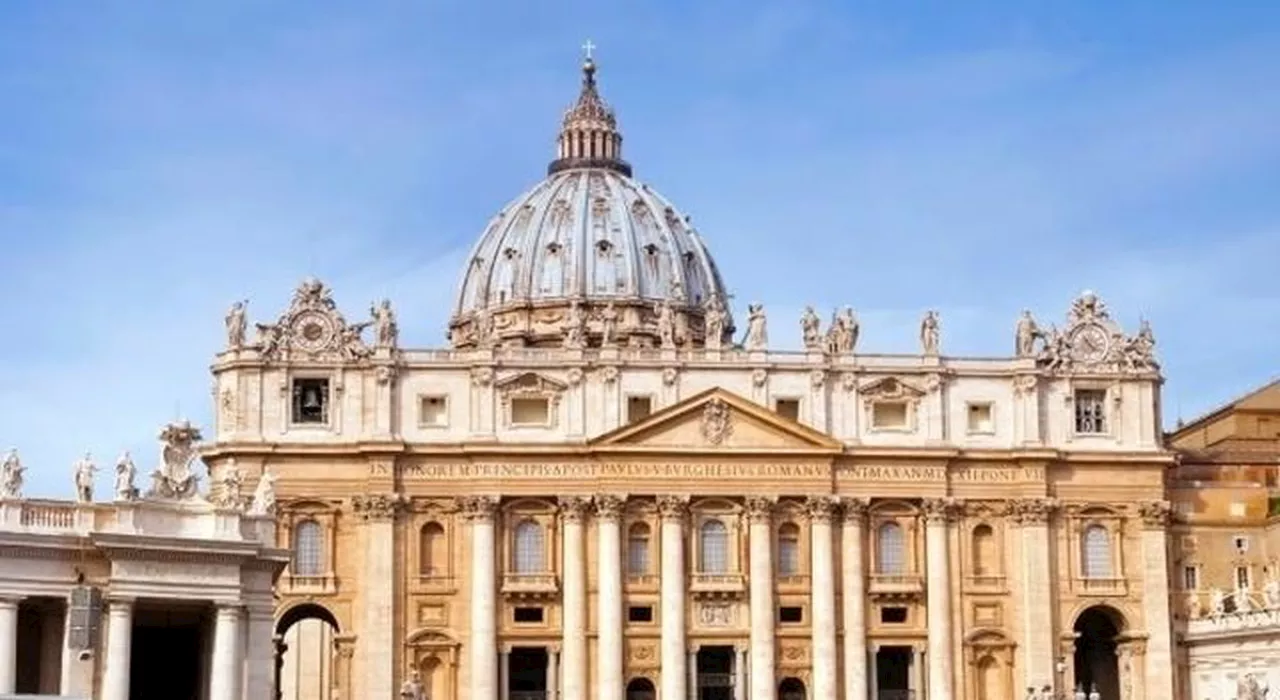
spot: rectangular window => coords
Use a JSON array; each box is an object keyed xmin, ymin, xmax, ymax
[
  {"xmin": 774, "ymin": 398, "xmax": 800, "ymax": 421},
  {"xmin": 880, "ymin": 606, "xmax": 909, "ymax": 624},
  {"xmin": 419, "ymin": 395, "xmax": 448, "ymax": 427},
  {"xmin": 966, "ymin": 402, "xmax": 994, "ymax": 434},
  {"xmin": 510, "ymin": 397, "xmax": 550, "ymax": 426},
  {"xmin": 291, "ymin": 378, "xmax": 330, "ymax": 425},
  {"xmin": 626, "ymin": 396, "xmax": 653, "ymax": 424},
  {"xmin": 1073, "ymin": 389, "xmax": 1107, "ymax": 434},
  {"xmin": 1182, "ymin": 566, "xmax": 1199, "ymax": 590},
  {"xmin": 1236, "ymin": 566, "xmax": 1251, "ymax": 590},
  {"xmin": 1234, "ymin": 535, "xmax": 1250, "ymax": 553},
  {"xmin": 513, "ymin": 607, "xmax": 544, "ymax": 624},
  {"xmin": 627, "ymin": 606, "xmax": 654, "ymax": 623},
  {"xmin": 871, "ymin": 402, "xmax": 909, "ymax": 429},
  {"xmin": 778, "ymin": 606, "xmax": 804, "ymax": 624}
]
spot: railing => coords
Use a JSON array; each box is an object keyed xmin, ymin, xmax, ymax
[
  {"xmin": 1076, "ymin": 577, "xmax": 1126, "ymax": 595},
  {"xmin": 869, "ymin": 573, "xmax": 924, "ymax": 593},
  {"xmin": 502, "ymin": 572, "xmax": 559, "ymax": 594},
  {"xmin": 690, "ymin": 573, "xmax": 746, "ymax": 595},
  {"xmin": 696, "ymin": 673, "xmax": 733, "ymax": 688},
  {"xmin": 20, "ymin": 502, "xmax": 77, "ymax": 529},
  {"xmin": 776, "ymin": 574, "xmax": 810, "ymax": 588},
  {"xmin": 282, "ymin": 573, "xmax": 337, "ymax": 595},
  {"xmin": 626, "ymin": 573, "xmax": 659, "ymax": 587},
  {"xmin": 965, "ymin": 574, "xmax": 1006, "ymax": 589}
]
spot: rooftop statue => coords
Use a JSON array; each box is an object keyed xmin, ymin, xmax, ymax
[
  {"xmin": 743, "ymin": 303, "xmax": 768, "ymax": 350},
  {"xmin": 920, "ymin": 310, "xmax": 941, "ymax": 356},
  {"xmin": 114, "ymin": 452, "xmax": 138, "ymax": 502},
  {"xmin": 73, "ymin": 452, "xmax": 96, "ymax": 503},
  {"xmin": 0, "ymin": 449, "xmax": 23, "ymax": 500}
]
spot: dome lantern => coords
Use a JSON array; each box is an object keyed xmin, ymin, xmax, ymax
[{"xmin": 548, "ymin": 42, "xmax": 632, "ymax": 177}]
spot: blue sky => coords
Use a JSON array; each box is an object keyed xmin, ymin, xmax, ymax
[{"xmin": 1, "ymin": 2, "xmax": 1277, "ymax": 497}]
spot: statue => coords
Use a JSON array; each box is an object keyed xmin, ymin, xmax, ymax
[
  {"xmin": 113, "ymin": 452, "xmax": 138, "ymax": 501},
  {"xmin": 371, "ymin": 299, "xmax": 399, "ymax": 349},
  {"xmin": 920, "ymin": 310, "xmax": 940, "ymax": 356},
  {"xmin": 826, "ymin": 307, "xmax": 859, "ymax": 355},
  {"xmin": 148, "ymin": 421, "xmax": 202, "ymax": 500},
  {"xmin": 399, "ymin": 670, "xmax": 426, "ymax": 700},
  {"xmin": 1235, "ymin": 586, "xmax": 1255, "ymax": 613},
  {"xmin": 225, "ymin": 301, "xmax": 248, "ymax": 349},
  {"xmin": 562, "ymin": 300, "xmax": 587, "ymax": 350},
  {"xmin": 73, "ymin": 452, "xmax": 96, "ymax": 503},
  {"xmin": 473, "ymin": 310, "xmax": 495, "ymax": 348},
  {"xmin": 744, "ymin": 303, "xmax": 768, "ymax": 350},
  {"xmin": 598, "ymin": 302, "xmax": 619, "ymax": 348},
  {"xmin": 1238, "ymin": 673, "xmax": 1268, "ymax": 700},
  {"xmin": 1185, "ymin": 591, "xmax": 1202, "ymax": 619},
  {"xmin": 1015, "ymin": 310, "xmax": 1041, "ymax": 357},
  {"xmin": 214, "ymin": 459, "xmax": 244, "ymax": 511},
  {"xmin": 1209, "ymin": 587, "xmax": 1227, "ymax": 616},
  {"xmin": 0, "ymin": 449, "xmax": 24, "ymax": 500},
  {"xmin": 254, "ymin": 321, "xmax": 283, "ymax": 357},
  {"xmin": 1265, "ymin": 576, "xmax": 1280, "ymax": 609},
  {"xmin": 800, "ymin": 306, "xmax": 822, "ymax": 350},
  {"xmin": 655, "ymin": 300, "xmax": 677, "ymax": 349},
  {"xmin": 703, "ymin": 295, "xmax": 728, "ymax": 349},
  {"xmin": 247, "ymin": 470, "xmax": 278, "ymax": 516}
]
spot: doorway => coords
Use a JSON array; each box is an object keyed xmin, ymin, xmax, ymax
[
  {"xmin": 626, "ymin": 677, "xmax": 656, "ymax": 700},
  {"xmin": 14, "ymin": 597, "xmax": 65, "ymax": 694},
  {"xmin": 508, "ymin": 646, "xmax": 549, "ymax": 700},
  {"xmin": 875, "ymin": 646, "xmax": 914, "ymax": 700},
  {"xmin": 779, "ymin": 677, "xmax": 806, "ymax": 700},
  {"xmin": 1073, "ymin": 606, "xmax": 1122, "ymax": 700},
  {"xmin": 129, "ymin": 604, "xmax": 208, "ymax": 700},
  {"xmin": 696, "ymin": 646, "xmax": 735, "ymax": 700},
  {"xmin": 276, "ymin": 603, "xmax": 341, "ymax": 700}
]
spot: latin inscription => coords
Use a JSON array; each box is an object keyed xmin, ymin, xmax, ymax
[
  {"xmin": 405, "ymin": 462, "xmax": 829, "ymax": 480},
  {"xmin": 845, "ymin": 465, "xmax": 945, "ymax": 482}
]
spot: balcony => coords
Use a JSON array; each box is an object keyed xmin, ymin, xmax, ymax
[
  {"xmin": 777, "ymin": 574, "xmax": 810, "ymax": 590},
  {"xmin": 964, "ymin": 574, "xmax": 1006, "ymax": 592},
  {"xmin": 282, "ymin": 573, "xmax": 337, "ymax": 595},
  {"xmin": 501, "ymin": 572, "xmax": 559, "ymax": 600},
  {"xmin": 1076, "ymin": 576, "xmax": 1127, "ymax": 596},
  {"xmin": 690, "ymin": 573, "xmax": 746, "ymax": 599},
  {"xmin": 625, "ymin": 573, "xmax": 659, "ymax": 589},
  {"xmin": 868, "ymin": 573, "xmax": 924, "ymax": 599}
]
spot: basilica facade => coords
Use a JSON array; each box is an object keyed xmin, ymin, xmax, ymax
[{"xmin": 203, "ymin": 55, "xmax": 1179, "ymax": 700}]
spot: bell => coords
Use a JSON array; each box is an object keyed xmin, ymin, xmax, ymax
[{"xmin": 302, "ymin": 389, "xmax": 321, "ymax": 409}]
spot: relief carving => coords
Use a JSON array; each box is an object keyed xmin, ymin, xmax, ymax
[
  {"xmin": 697, "ymin": 603, "xmax": 733, "ymax": 627},
  {"xmin": 1036, "ymin": 291, "xmax": 1158, "ymax": 375},
  {"xmin": 1136, "ymin": 500, "xmax": 1172, "ymax": 529},
  {"xmin": 744, "ymin": 496, "xmax": 776, "ymax": 523},
  {"xmin": 252, "ymin": 278, "xmax": 375, "ymax": 363},
  {"xmin": 558, "ymin": 496, "xmax": 592, "ymax": 522},
  {"xmin": 701, "ymin": 399, "xmax": 733, "ymax": 445},
  {"xmin": 594, "ymin": 494, "xmax": 626, "ymax": 520},
  {"xmin": 804, "ymin": 495, "xmax": 839, "ymax": 523},
  {"xmin": 351, "ymin": 493, "xmax": 406, "ymax": 521},
  {"xmin": 656, "ymin": 495, "xmax": 688, "ymax": 521},
  {"xmin": 456, "ymin": 495, "xmax": 500, "ymax": 521}
]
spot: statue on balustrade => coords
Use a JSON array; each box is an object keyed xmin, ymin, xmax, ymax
[
  {"xmin": 1, "ymin": 449, "xmax": 24, "ymax": 500},
  {"xmin": 1265, "ymin": 576, "xmax": 1280, "ymax": 609},
  {"xmin": 703, "ymin": 294, "xmax": 728, "ymax": 349},
  {"xmin": 224, "ymin": 300, "xmax": 247, "ymax": 349},
  {"xmin": 1209, "ymin": 587, "xmax": 1227, "ymax": 617},
  {"xmin": 114, "ymin": 452, "xmax": 138, "ymax": 502},
  {"xmin": 743, "ymin": 303, "xmax": 768, "ymax": 350},
  {"xmin": 920, "ymin": 310, "xmax": 940, "ymax": 355},
  {"xmin": 825, "ymin": 306, "xmax": 859, "ymax": 355},
  {"xmin": 247, "ymin": 470, "xmax": 277, "ymax": 517},
  {"xmin": 800, "ymin": 306, "xmax": 822, "ymax": 350},
  {"xmin": 73, "ymin": 452, "xmax": 96, "ymax": 503},
  {"xmin": 1237, "ymin": 673, "xmax": 1268, "ymax": 700}
]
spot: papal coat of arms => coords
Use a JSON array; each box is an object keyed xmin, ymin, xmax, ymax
[{"xmin": 701, "ymin": 399, "xmax": 732, "ymax": 445}]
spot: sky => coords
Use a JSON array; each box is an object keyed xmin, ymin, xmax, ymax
[{"xmin": 0, "ymin": 1, "xmax": 1277, "ymax": 498}]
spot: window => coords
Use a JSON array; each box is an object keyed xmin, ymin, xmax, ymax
[
  {"xmin": 778, "ymin": 606, "xmax": 803, "ymax": 624},
  {"xmin": 777, "ymin": 523, "xmax": 801, "ymax": 576},
  {"xmin": 513, "ymin": 607, "xmax": 544, "ymax": 624},
  {"xmin": 1234, "ymin": 535, "xmax": 1250, "ymax": 554},
  {"xmin": 774, "ymin": 398, "xmax": 800, "ymax": 421},
  {"xmin": 627, "ymin": 523, "xmax": 651, "ymax": 575},
  {"xmin": 876, "ymin": 522, "xmax": 906, "ymax": 574},
  {"xmin": 871, "ymin": 402, "xmax": 909, "ymax": 429},
  {"xmin": 293, "ymin": 520, "xmax": 324, "ymax": 575},
  {"xmin": 419, "ymin": 396, "xmax": 448, "ymax": 427},
  {"xmin": 1074, "ymin": 389, "xmax": 1107, "ymax": 434},
  {"xmin": 1182, "ymin": 565, "xmax": 1199, "ymax": 590},
  {"xmin": 699, "ymin": 519, "xmax": 729, "ymax": 574},
  {"xmin": 880, "ymin": 606, "xmax": 908, "ymax": 624},
  {"xmin": 627, "ymin": 606, "xmax": 654, "ymax": 623},
  {"xmin": 1081, "ymin": 525, "xmax": 1112, "ymax": 578},
  {"xmin": 291, "ymin": 378, "xmax": 330, "ymax": 425},
  {"xmin": 966, "ymin": 403, "xmax": 994, "ymax": 434},
  {"xmin": 1236, "ymin": 566, "xmax": 1252, "ymax": 590},
  {"xmin": 419, "ymin": 522, "xmax": 446, "ymax": 576},
  {"xmin": 513, "ymin": 520, "xmax": 545, "ymax": 573},
  {"xmin": 971, "ymin": 524, "xmax": 996, "ymax": 575},
  {"xmin": 511, "ymin": 397, "xmax": 550, "ymax": 426},
  {"xmin": 626, "ymin": 396, "xmax": 653, "ymax": 424}
]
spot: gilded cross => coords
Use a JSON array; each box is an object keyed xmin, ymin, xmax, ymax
[{"xmin": 582, "ymin": 39, "xmax": 596, "ymax": 60}]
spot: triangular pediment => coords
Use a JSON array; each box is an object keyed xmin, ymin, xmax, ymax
[
  {"xmin": 590, "ymin": 388, "xmax": 843, "ymax": 452},
  {"xmin": 859, "ymin": 376, "xmax": 927, "ymax": 399}
]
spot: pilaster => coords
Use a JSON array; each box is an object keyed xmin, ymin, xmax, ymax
[
  {"xmin": 595, "ymin": 494, "xmax": 626, "ymax": 700},
  {"xmin": 841, "ymin": 497, "xmax": 869, "ymax": 700},
  {"xmin": 353, "ymin": 492, "xmax": 405, "ymax": 700},
  {"xmin": 559, "ymin": 496, "xmax": 591, "ymax": 700},
  {"xmin": 1138, "ymin": 501, "xmax": 1174, "ymax": 700},
  {"xmin": 658, "ymin": 495, "xmax": 688, "ymax": 700},
  {"xmin": 807, "ymin": 496, "xmax": 838, "ymax": 700},
  {"xmin": 746, "ymin": 495, "xmax": 777, "ymax": 700},
  {"xmin": 1011, "ymin": 497, "xmax": 1059, "ymax": 690},
  {"xmin": 461, "ymin": 495, "xmax": 500, "ymax": 700},
  {"xmin": 923, "ymin": 497, "xmax": 958, "ymax": 700}
]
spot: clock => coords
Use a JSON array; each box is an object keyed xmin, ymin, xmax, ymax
[
  {"xmin": 1069, "ymin": 323, "xmax": 1110, "ymax": 363},
  {"xmin": 290, "ymin": 311, "xmax": 336, "ymax": 352}
]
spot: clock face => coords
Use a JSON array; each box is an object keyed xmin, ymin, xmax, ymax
[
  {"xmin": 1070, "ymin": 323, "xmax": 1110, "ymax": 363},
  {"xmin": 290, "ymin": 311, "xmax": 335, "ymax": 351}
]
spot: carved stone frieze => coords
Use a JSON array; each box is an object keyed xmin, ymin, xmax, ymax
[
  {"xmin": 1008, "ymin": 498, "xmax": 1060, "ymax": 525},
  {"xmin": 594, "ymin": 494, "xmax": 626, "ymax": 521},
  {"xmin": 921, "ymin": 497, "xmax": 960, "ymax": 523},
  {"xmin": 456, "ymin": 495, "xmax": 500, "ymax": 521},
  {"xmin": 374, "ymin": 364, "xmax": 398, "ymax": 385},
  {"xmin": 751, "ymin": 368, "xmax": 768, "ymax": 387},
  {"xmin": 558, "ymin": 496, "xmax": 592, "ymax": 522},
  {"xmin": 565, "ymin": 368, "xmax": 584, "ymax": 386},
  {"xmin": 351, "ymin": 493, "xmax": 406, "ymax": 521},
  {"xmin": 656, "ymin": 495, "xmax": 688, "ymax": 521},
  {"xmin": 1137, "ymin": 500, "xmax": 1172, "ymax": 529},
  {"xmin": 841, "ymin": 372, "xmax": 859, "ymax": 392},
  {"xmin": 804, "ymin": 495, "xmax": 839, "ymax": 523},
  {"xmin": 697, "ymin": 602, "xmax": 734, "ymax": 627},
  {"xmin": 1012, "ymin": 374, "xmax": 1039, "ymax": 396},
  {"xmin": 744, "ymin": 495, "xmax": 776, "ymax": 523}
]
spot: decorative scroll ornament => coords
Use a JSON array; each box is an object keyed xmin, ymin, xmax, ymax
[
  {"xmin": 456, "ymin": 495, "xmax": 500, "ymax": 521},
  {"xmin": 594, "ymin": 494, "xmax": 626, "ymax": 520},
  {"xmin": 1137, "ymin": 500, "xmax": 1172, "ymax": 528},
  {"xmin": 701, "ymin": 398, "xmax": 733, "ymax": 445},
  {"xmin": 656, "ymin": 495, "xmax": 688, "ymax": 520},
  {"xmin": 841, "ymin": 496, "xmax": 871, "ymax": 520},
  {"xmin": 147, "ymin": 421, "xmax": 203, "ymax": 501},
  {"xmin": 558, "ymin": 496, "xmax": 593, "ymax": 522},
  {"xmin": 352, "ymin": 492, "xmax": 406, "ymax": 521},
  {"xmin": 1036, "ymin": 291, "xmax": 1159, "ymax": 375},
  {"xmin": 744, "ymin": 495, "xmax": 776, "ymax": 523},
  {"xmin": 253, "ymin": 278, "xmax": 377, "ymax": 363},
  {"xmin": 804, "ymin": 495, "xmax": 839, "ymax": 523},
  {"xmin": 1009, "ymin": 498, "xmax": 1059, "ymax": 524},
  {"xmin": 922, "ymin": 497, "xmax": 959, "ymax": 523}
]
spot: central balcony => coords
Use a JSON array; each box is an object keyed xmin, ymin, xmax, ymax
[
  {"xmin": 868, "ymin": 573, "xmax": 924, "ymax": 600},
  {"xmin": 690, "ymin": 572, "xmax": 746, "ymax": 600},
  {"xmin": 501, "ymin": 572, "xmax": 560, "ymax": 601}
]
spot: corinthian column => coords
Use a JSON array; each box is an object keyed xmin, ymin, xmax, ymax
[
  {"xmin": 746, "ymin": 496, "xmax": 777, "ymax": 700},
  {"xmin": 658, "ymin": 495, "xmax": 689, "ymax": 700},
  {"xmin": 560, "ymin": 497, "xmax": 591, "ymax": 700},
  {"xmin": 353, "ymin": 493, "xmax": 404, "ymax": 700},
  {"xmin": 595, "ymin": 495, "xmax": 626, "ymax": 700},
  {"xmin": 841, "ymin": 498, "xmax": 869, "ymax": 700},
  {"xmin": 1138, "ymin": 500, "xmax": 1175, "ymax": 700},
  {"xmin": 1012, "ymin": 497, "xmax": 1057, "ymax": 691},
  {"xmin": 807, "ymin": 496, "xmax": 838, "ymax": 700},
  {"xmin": 462, "ymin": 496, "xmax": 500, "ymax": 700},
  {"xmin": 923, "ymin": 498, "xmax": 957, "ymax": 700},
  {"xmin": 208, "ymin": 604, "xmax": 243, "ymax": 700}
]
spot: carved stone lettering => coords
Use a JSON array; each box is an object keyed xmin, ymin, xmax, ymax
[
  {"xmin": 844, "ymin": 465, "xmax": 945, "ymax": 482},
  {"xmin": 404, "ymin": 462, "xmax": 830, "ymax": 480}
]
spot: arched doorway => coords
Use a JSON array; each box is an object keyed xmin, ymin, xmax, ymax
[
  {"xmin": 626, "ymin": 677, "xmax": 656, "ymax": 700},
  {"xmin": 275, "ymin": 603, "xmax": 341, "ymax": 700},
  {"xmin": 1073, "ymin": 605, "xmax": 1123, "ymax": 700},
  {"xmin": 779, "ymin": 677, "xmax": 806, "ymax": 700}
]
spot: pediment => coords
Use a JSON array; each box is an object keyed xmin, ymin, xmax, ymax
[
  {"xmin": 859, "ymin": 376, "xmax": 926, "ymax": 400},
  {"xmin": 494, "ymin": 371, "xmax": 567, "ymax": 394},
  {"xmin": 590, "ymin": 388, "xmax": 843, "ymax": 452}
]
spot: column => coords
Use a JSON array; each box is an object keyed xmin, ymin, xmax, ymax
[
  {"xmin": 595, "ymin": 495, "xmax": 625, "ymax": 700},
  {"xmin": 354, "ymin": 493, "xmax": 402, "ymax": 700},
  {"xmin": 658, "ymin": 496, "xmax": 688, "ymax": 700},
  {"xmin": 1014, "ymin": 498, "xmax": 1057, "ymax": 691},
  {"xmin": 807, "ymin": 497, "xmax": 838, "ymax": 700},
  {"xmin": 60, "ymin": 598, "xmax": 73, "ymax": 695},
  {"xmin": 923, "ymin": 498, "xmax": 956, "ymax": 700},
  {"xmin": 463, "ymin": 496, "xmax": 500, "ymax": 700},
  {"xmin": 0, "ymin": 597, "xmax": 18, "ymax": 695},
  {"xmin": 866, "ymin": 647, "xmax": 878, "ymax": 700},
  {"xmin": 499, "ymin": 649, "xmax": 510, "ymax": 700},
  {"xmin": 733, "ymin": 644, "xmax": 748, "ymax": 700},
  {"xmin": 547, "ymin": 646, "xmax": 559, "ymax": 700},
  {"xmin": 101, "ymin": 598, "xmax": 134, "ymax": 700},
  {"xmin": 209, "ymin": 604, "xmax": 244, "ymax": 700},
  {"xmin": 842, "ymin": 499, "xmax": 869, "ymax": 700},
  {"xmin": 243, "ymin": 603, "xmax": 276, "ymax": 700},
  {"xmin": 746, "ymin": 496, "xmax": 777, "ymax": 700},
  {"xmin": 1139, "ymin": 501, "xmax": 1175, "ymax": 700},
  {"xmin": 560, "ymin": 497, "xmax": 590, "ymax": 700},
  {"xmin": 687, "ymin": 650, "xmax": 697, "ymax": 697}
]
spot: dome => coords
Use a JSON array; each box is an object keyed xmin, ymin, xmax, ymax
[{"xmin": 449, "ymin": 54, "xmax": 733, "ymax": 349}]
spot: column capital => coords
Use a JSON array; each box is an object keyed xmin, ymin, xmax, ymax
[
  {"xmin": 351, "ymin": 492, "xmax": 407, "ymax": 521},
  {"xmin": 593, "ymin": 494, "xmax": 626, "ymax": 521},
  {"xmin": 214, "ymin": 602, "xmax": 245, "ymax": 617},
  {"xmin": 105, "ymin": 596, "xmax": 135, "ymax": 612},
  {"xmin": 744, "ymin": 495, "xmax": 776, "ymax": 523},
  {"xmin": 804, "ymin": 495, "xmax": 839, "ymax": 523},
  {"xmin": 656, "ymin": 495, "xmax": 688, "ymax": 521},
  {"xmin": 0, "ymin": 595, "xmax": 23, "ymax": 609},
  {"xmin": 457, "ymin": 495, "xmax": 500, "ymax": 522},
  {"xmin": 841, "ymin": 496, "xmax": 870, "ymax": 522},
  {"xmin": 1009, "ymin": 497, "xmax": 1060, "ymax": 525},
  {"xmin": 922, "ymin": 497, "xmax": 960, "ymax": 524},
  {"xmin": 558, "ymin": 496, "xmax": 593, "ymax": 523},
  {"xmin": 1136, "ymin": 500, "xmax": 1172, "ymax": 529}
]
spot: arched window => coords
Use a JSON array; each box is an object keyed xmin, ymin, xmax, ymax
[
  {"xmin": 699, "ymin": 519, "xmax": 729, "ymax": 574},
  {"xmin": 626, "ymin": 678, "xmax": 656, "ymax": 700},
  {"xmin": 1082, "ymin": 524, "xmax": 1112, "ymax": 578},
  {"xmin": 777, "ymin": 523, "xmax": 801, "ymax": 576},
  {"xmin": 419, "ymin": 522, "xmax": 447, "ymax": 576},
  {"xmin": 971, "ymin": 524, "xmax": 997, "ymax": 575},
  {"xmin": 627, "ymin": 523, "xmax": 651, "ymax": 575},
  {"xmin": 293, "ymin": 519, "xmax": 324, "ymax": 576},
  {"xmin": 513, "ymin": 520, "xmax": 545, "ymax": 573},
  {"xmin": 877, "ymin": 522, "xmax": 905, "ymax": 574}
]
